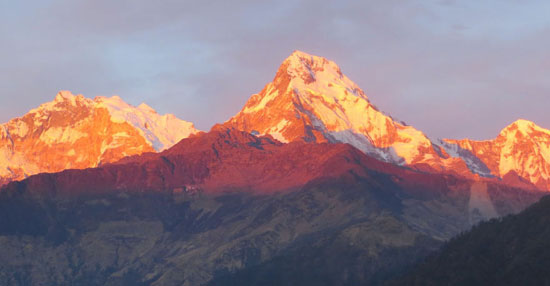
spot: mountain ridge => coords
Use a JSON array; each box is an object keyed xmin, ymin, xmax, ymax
[
  {"xmin": 227, "ymin": 50, "xmax": 550, "ymax": 191},
  {"xmin": 2, "ymin": 50, "xmax": 550, "ymax": 193},
  {"xmin": 445, "ymin": 119, "xmax": 550, "ymax": 190}
]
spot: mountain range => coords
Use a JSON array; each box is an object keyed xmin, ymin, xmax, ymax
[
  {"xmin": 3, "ymin": 51, "xmax": 548, "ymax": 192},
  {"xmin": 0, "ymin": 50, "xmax": 548, "ymax": 285},
  {"xmin": 227, "ymin": 50, "xmax": 550, "ymax": 190}
]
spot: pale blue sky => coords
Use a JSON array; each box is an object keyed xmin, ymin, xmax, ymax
[{"xmin": 1, "ymin": 0, "xmax": 550, "ymax": 140}]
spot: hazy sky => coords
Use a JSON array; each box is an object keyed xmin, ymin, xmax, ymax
[{"xmin": 1, "ymin": 0, "xmax": 549, "ymax": 140}]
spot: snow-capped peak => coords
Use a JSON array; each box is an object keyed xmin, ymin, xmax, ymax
[
  {"xmin": 138, "ymin": 102, "xmax": 157, "ymax": 114},
  {"xmin": 228, "ymin": 50, "xmax": 550, "ymax": 190},
  {"xmin": 229, "ymin": 51, "xmax": 444, "ymax": 167},
  {"xmin": 55, "ymin": 90, "xmax": 76, "ymax": 101},
  {"xmin": 0, "ymin": 91, "xmax": 198, "ymax": 186},
  {"xmin": 281, "ymin": 50, "xmax": 367, "ymax": 101},
  {"xmin": 445, "ymin": 119, "xmax": 550, "ymax": 190},
  {"xmin": 53, "ymin": 90, "xmax": 85, "ymax": 106},
  {"xmin": 93, "ymin": 95, "xmax": 197, "ymax": 151},
  {"xmin": 500, "ymin": 119, "xmax": 550, "ymax": 137},
  {"xmin": 285, "ymin": 51, "xmax": 343, "ymax": 80},
  {"xmin": 286, "ymin": 50, "xmax": 341, "ymax": 73}
]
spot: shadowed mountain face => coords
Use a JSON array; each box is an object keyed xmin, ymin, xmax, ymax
[
  {"xmin": 207, "ymin": 214, "xmax": 438, "ymax": 286},
  {"xmin": 392, "ymin": 195, "xmax": 550, "ymax": 286},
  {"xmin": 0, "ymin": 179, "xmax": 437, "ymax": 286},
  {"xmin": 0, "ymin": 128, "xmax": 543, "ymax": 285}
]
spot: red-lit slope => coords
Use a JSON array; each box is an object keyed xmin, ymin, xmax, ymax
[
  {"xmin": 1, "ymin": 124, "xmax": 466, "ymax": 197},
  {"xmin": 2, "ymin": 126, "xmax": 400, "ymax": 196},
  {"xmin": 1, "ymin": 126, "xmax": 543, "ymax": 229}
]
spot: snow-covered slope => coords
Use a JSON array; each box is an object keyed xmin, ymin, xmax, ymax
[
  {"xmin": 445, "ymin": 119, "xmax": 550, "ymax": 190},
  {"xmin": 0, "ymin": 91, "xmax": 198, "ymax": 185},
  {"xmin": 95, "ymin": 95, "xmax": 196, "ymax": 151},
  {"xmin": 227, "ymin": 50, "xmax": 471, "ymax": 175}
]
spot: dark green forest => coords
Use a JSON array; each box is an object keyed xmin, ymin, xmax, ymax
[{"xmin": 392, "ymin": 195, "xmax": 550, "ymax": 286}]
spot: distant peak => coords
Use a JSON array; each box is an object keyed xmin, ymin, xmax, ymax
[
  {"xmin": 510, "ymin": 119, "xmax": 535, "ymax": 128},
  {"xmin": 55, "ymin": 90, "xmax": 76, "ymax": 101},
  {"xmin": 284, "ymin": 50, "xmax": 338, "ymax": 71},
  {"xmin": 274, "ymin": 50, "xmax": 345, "ymax": 88},
  {"xmin": 93, "ymin": 95, "xmax": 129, "ymax": 107},
  {"xmin": 500, "ymin": 119, "xmax": 550, "ymax": 136},
  {"xmin": 138, "ymin": 103, "xmax": 156, "ymax": 114},
  {"xmin": 288, "ymin": 50, "xmax": 317, "ymax": 59},
  {"xmin": 108, "ymin": 95, "xmax": 124, "ymax": 102},
  {"xmin": 290, "ymin": 49, "xmax": 309, "ymax": 56},
  {"xmin": 237, "ymin": 50, "xmax": 368, "ymax": 117},
  {"xmin": 504, "ymin": 119, "xmax": 535, "ymax": 131},
  {"xmin": 52, "ymin": 91, "xmax": 89, "ymax": 107}
]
